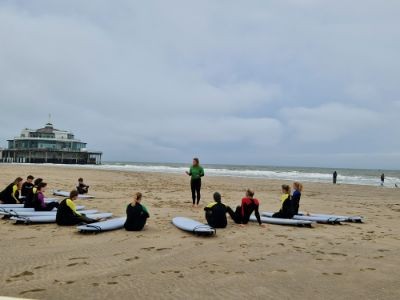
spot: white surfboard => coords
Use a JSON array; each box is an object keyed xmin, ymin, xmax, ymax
[
  {"xmin": 11, "ymin": 213, "xmax": 112, "ymax": 224},
  {"xmin": 0, "ymin": 204, "xmax": 25, "ymax": 208},
  {"xmin": 249, "ymin": 215, "xmax": 314, "ymax": 227},
  {"xmin": 2, "ymin": 209, "xmax": 98, "ymax": 217},
  {"xmin": 0, "ymin": 205, "xmax": 85, "ymax": 213},
  {"xmin": 298, "ymin": 212, "xmax": 364, "ymax": 223},
  {"xmin": 53, "ymin": 190, "xmax": 95, "ymax": 199},
  {"xmin": 261, "ymin": 212, "xmax": 345, "ymax": 224},
  {"xmin": 77, "ymin": 217, "xmax": 126, "ymax": 232},
  {"xmin": 172, "ymin": 217, "xmax": 216, "ymax": 235}
]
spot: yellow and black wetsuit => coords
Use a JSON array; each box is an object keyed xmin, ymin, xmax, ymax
[
  {"xmin": 0, "ymin": 183, "xmax": 20, "ymax": 204},
  {"xmin": 272, "ymin": 194, "xmax": 294, "ymax": 219},
  {"xmin": 204, "ymin": 202, "xmax": 227, "ymax": 228},
  {"xmin": 56, "ymin": 198, "xmax": 94, "ymax": 226}
]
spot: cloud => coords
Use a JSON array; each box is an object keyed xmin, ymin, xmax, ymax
[{"xmin": 0, "ymin": 1, "xmax": 399, "ymax": 168}]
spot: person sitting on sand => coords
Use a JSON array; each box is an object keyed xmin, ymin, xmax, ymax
[
  {"xmin": 291, "ymin": 182, "xmax": 303, "ymax": 215},
  {"xmin": 272, "ymin": 184, "xmax": 294, "ymax": 219},
  {"xmin": 56, "ymin": 190, "xmax": 96, "ymax": 226},
  {"xmin": 204, "ymin": 192, "xmax": 228, "ymax": 228},
  {"xmin": 21, "ymin": 175, "xmax": 35, "ymax": 202},
  {"xmin": 77, "ymin": 178, "xmax": 89, "ymax": 194},
  {"xmin": 227, "ymin": 189, "xmax": 264, "ymax": 227},
  {"xmin": 0, "ymin": 177, "xmax": 23, "ymax": 204},
  {"xmin": 124, "ymin": 192, "xmax": 150, "ymax": 231},
  {"xmin": 25, "ymin": 178, "xmax": 44, "ymax": 208},
  {"xmin": 33, "ymin": 182, "xmax": 59, "ymax": 211}
]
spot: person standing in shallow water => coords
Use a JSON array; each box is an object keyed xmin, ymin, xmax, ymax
[
  {"xmin": 185, "ymin": 158, "xmax": 204, "ymax": 207},
  {"xmin": 333, "ymin": 171, "xmax": 337, "ymax": 184},
  {"xmin": 381, "ymin": 173, "xmax": 385, "ymax": 186}
]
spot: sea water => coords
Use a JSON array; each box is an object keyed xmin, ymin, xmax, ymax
[
  {"xmin": 37, "ymin": 162, "xmax": 400, "ymax": 188},
  {"xmin": 7, "ymin": 162, "xmax": 400, "ymax": 188}
]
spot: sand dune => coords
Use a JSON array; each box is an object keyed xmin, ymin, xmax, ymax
[{"xmin": 0, "ymin": 164, "xmax": 399, "ymax": 299}]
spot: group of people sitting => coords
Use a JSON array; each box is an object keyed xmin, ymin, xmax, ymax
[
  {"xmin": 0, "ymin": 175, "xmax": 149, "ymax": 231},
  {"xmin": 1, "ymin": 174, "xmax": 303, "ymax": 231},
  {"xmin": 204, "ymin": 182, "xmax": 303, "ymax": 228}
]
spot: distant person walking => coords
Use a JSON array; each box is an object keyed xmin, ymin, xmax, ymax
[
  {"xmin": 381, "ymin": 173, "xmax": 385, "ymax": 186},
  {"xmin": 333, "ymin": 171, "xmax": 338, "ymax": 184},
  {"xmin": 185, "ymin": 158, "xmax": 204, "ymax": 207}
]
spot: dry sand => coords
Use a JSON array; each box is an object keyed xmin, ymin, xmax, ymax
[{"xmin": 0, "ymin": 164, "xmax": 399, "ymax": 300}]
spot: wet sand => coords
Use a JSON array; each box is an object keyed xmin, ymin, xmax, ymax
[{"xmin": 0, "ymin": 164, "xmax": 399, "ymax": 300}]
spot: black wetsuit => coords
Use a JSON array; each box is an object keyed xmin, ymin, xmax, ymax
[
  {"xmin": 56, "ymin": 198, "xmax": 94, "ymax": 226},
  {"xmin": 77, "ymin": 183, "xmax": 89, "ymax": 194},
  {"xmin": 204, "ymin": 202, "xmax": 228, "ymax": 228},
  {"xmin": 24, "ymin": 187, "xmax": 37, "ymax": 208},
  {"xmin": 272, "ymin": 195, "xmax": 294, "ymax": 219},
  {"xmin": 333, "ymin": 171, "xmax": 337, "ymax": 184},
  {"xmin": 227, "ymin": 197, "xmax": 262, "ymax": 225},
  {"xmin": 21, "ymin": 182, "xmax": 34, "ymax": 202},
  {"xmin": 0, "ymin": 183, "xmax": 19, "ymax": 204},
  {"xmin": 124, "ymin": 203, "xmax": 149, "ymax": 231},
  {"xmin": 291, "ymin": 190, "xmax": 301, "ymax": 215}
]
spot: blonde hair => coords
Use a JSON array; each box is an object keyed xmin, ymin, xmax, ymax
[
  {"xmin": 281, "ymin": 184, "xmax": 291, "ymax": 194},
  {"xmin": 293, "ymin": 182, "xmax": 303, "ymax": 192},
  {"xmin": 246, "ymin": 189, "xmax": 255, "ymax": 198},
  {"xmin": 135, "ymin": 192, "xmax": 142, "ymax": 201}
]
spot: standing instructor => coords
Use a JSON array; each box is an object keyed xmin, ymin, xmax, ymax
[{"xmin": 186, "ymin": 158, "xmax": 205, "ymax": 207}]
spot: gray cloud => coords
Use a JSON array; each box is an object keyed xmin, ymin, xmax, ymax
[{"xmin": 0, "ymin": 1, "xmax": 399, "ymax": 168}]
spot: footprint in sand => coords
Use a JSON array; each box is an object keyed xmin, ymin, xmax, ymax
[
  {"xmin": 141, "ymin": 247, "xmax": 155, "ymax": 251},
  {"xmin": 156, "ymin": 247, "xmax": 172, "ymax": 251},
  {"xmin": 11, "ymin": 271, "xmax": 34, "ymax": 278},
  {"xmin": 34, "ymin": 265, "xmax": 48, "ymax": 270},
  {"xmin": 125, "ymin": 256, "xmax": 140, "ymax": 261},
  {"xmin": 107, "ymin": 282, "xmax": 118, "ymax": 285},
  {"xmin": 67, "ymin": 262, "xmax": 89, "ymax": 267},
  {"xmin": 19, "ymin": 289, "xmax": 46, "ymax": 295},
  {"xmin": 69, "ymin": 257, "xmax": 89, "ymax": 260}
]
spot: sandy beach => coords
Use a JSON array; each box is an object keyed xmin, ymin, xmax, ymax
[{"xmin": 0, "ymin": 164, "xmax": 399, "ymax": 300}]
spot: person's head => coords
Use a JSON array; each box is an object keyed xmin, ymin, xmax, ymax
[
  {"xmin": 282, "ymin": 184, "xmax": 291, "ymax": 195},
  {"xmin": 246, "ymin": 189, "xmax": 255, "ymax": 198},
  {"xmin": 26, "ymin": 175, "xmax": 34, "ymax": 183},
  {"xmin": 37, "ymin": 182, "xmax": 47, "ymax": 192},
  {"xmin": 293, "ymin": 182, "xmax": 303, "ymax": 192},
  {"xmin": 78, "ymin": 178, "xmax": 83, "ymax": 183},
  {"xmin": 14, "ymin": 177, "xmax": 23, "ymax": 188},
  {"xmin": 34, "ymin": 178, "xmax": 43, "ymax": 186},
  {"xmin": 213, "ymin": 192, "xmax": 221, "ymax": 203},
  {"xmin": 192, "ymin": 158, "xmax": 199, "ymax": 166},
  {"xmin": 69, "ymin": 190, "xmax": 79, "ymax": 201},
  {"xmin": 134, "ymin": 192, "xmax": 142, "ymax": 203}
]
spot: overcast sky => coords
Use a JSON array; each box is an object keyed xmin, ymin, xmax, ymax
[{"xmin": 0, "ymin": 0, "xmax": 399, "ymax": 169}]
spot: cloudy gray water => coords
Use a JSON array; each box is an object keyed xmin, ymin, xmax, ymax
[{"xmin": 23, "ymin": 162, "xmax": 400, "ymax": 188}]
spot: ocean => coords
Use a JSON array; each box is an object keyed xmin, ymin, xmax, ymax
[{"xmin": 44, "ymin": 162, "xmax": 400, "ymax": 188}]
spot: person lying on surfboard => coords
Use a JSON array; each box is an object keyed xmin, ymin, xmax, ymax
[
  {"xmin": 272, "ymin": 184, "xmax": 295, "ymax": 219},
  {"xmin": 124, "ymin": 192, "xmax": 149, "ymax": 231},
  {"xmin": 204, "ymin": 192, "xmax": 228, "ymax": 228},
  {"xmin": 56, "ymin": 190, "xmax": 96, "ymax": 226},
  {"xmin": 227, "ymin": 189, "xmax": 265, "ymax": 227}
]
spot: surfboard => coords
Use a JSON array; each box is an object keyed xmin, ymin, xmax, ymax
[
  {"xmin": 0, "ymin": 205, "xmax": 85, "ymax": 213},
  {"xmin": 1, "ymin": 209, "xmax": 98, "ymax": 217},
  {"xmin": 172, "ymin": 217, "xmax": 216, "ymax": 235},
  {"xmin": 11, "ymin": 213, "xmax": 112, "ymax": 224},
  {"xmin": 298, "ymin": 212, "xmax": 364, "ymax": 223},
  {"xmin": 249, "ymin": 215, "xmax": 314, "ymax": 227},
  {"xmin": 77, "ymin": 217, "xmax": 126, "ymax": 232},
  {"xmin": 0, "ymin": 204, "xmax": 25, "ymax": 208},
  {"xmin": 53, "ymin": 190, "xmax": 95, "ymax": 199},
  {"xmin": 261, "ymin": 212, "xmax": 345, "ymax": 224}
]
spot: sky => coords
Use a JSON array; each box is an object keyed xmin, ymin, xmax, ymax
[{"xmin": 0, "ymin": 0, "xmax": 399, "ymax": 169}]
